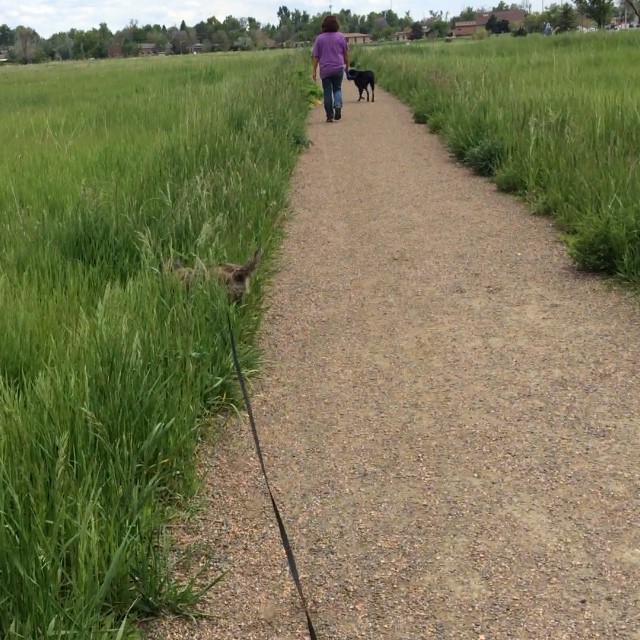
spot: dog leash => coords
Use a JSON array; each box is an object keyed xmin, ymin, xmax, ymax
[{"xmin": 227, "ymin": 314, "xmax": 318, "ymax": 640}]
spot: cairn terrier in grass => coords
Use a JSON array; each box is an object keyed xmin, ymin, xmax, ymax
[{"xmin": 164, "ymin": 249, "xmax": 262, "ymax": 303}]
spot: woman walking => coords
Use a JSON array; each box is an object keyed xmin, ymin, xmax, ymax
[{"xmin": 311, "ymin": 15, "xmax": 349, "ymax": 122}]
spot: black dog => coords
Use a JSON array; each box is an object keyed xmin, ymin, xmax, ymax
[{"xmin": 346, "ymin": 68, "xmax": 375, "ymax": 103}]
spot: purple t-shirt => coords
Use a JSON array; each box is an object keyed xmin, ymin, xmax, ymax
[{"xmin": 312, "ymin": 32, "xmax": 348, "ymax": 79}]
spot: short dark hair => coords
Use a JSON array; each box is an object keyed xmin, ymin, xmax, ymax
[{"xmin": 321, "ymin": 15, "xmax": 340, "ymax": 32}]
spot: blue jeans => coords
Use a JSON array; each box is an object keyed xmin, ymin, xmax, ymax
[{"xmin": 321, "ymin": 71, "xmax": 343, "ymax": 118}]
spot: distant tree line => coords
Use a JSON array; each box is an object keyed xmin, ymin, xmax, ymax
[
  {"xmin": 0, "ymin": 7, "xmax": 417, "ymax": 63},
  {"xmin": 448, "ymin": 0, "xmax": 629, "ymax": 34},
  {"xmin": 0, "ymin": 0, "xmax": 634, "ymax": 64}
]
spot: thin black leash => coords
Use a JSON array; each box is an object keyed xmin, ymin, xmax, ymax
[{"xmin": 227, "ymin": 314, "xmax": 318, "ymax": 640}]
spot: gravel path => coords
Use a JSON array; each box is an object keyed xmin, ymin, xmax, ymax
[{"xmin": 148, "ymin": 87, "xmax": 640, "ymax": 640}]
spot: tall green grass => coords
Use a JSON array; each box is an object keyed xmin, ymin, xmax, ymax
[
  {"xmin": 0, "ymin": 51, "xmax": 316, "ymax": 638},
  {"xmin": 356, "ymin": 33, "xmax": 640, "ymax": 282}
]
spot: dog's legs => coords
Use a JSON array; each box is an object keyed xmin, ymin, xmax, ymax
[
  {"xmin": 371, "ymin": 82, "xmax": 375, "ymax": 102},
  {"xmin": 366, "ymin": 87, "xmax": 369, "ymax": 102}
]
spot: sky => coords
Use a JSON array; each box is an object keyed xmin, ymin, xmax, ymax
[{"xmin": 0, "ymin": 0, "xmax": 472, "ymax": 39}]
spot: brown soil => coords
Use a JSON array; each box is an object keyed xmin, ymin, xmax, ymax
[{"xmin": 147, "ymin": 87, "xmax": 640, "ymax": 640}]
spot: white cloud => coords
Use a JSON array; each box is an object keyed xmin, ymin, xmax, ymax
[{"xmin": 0, "ymin": 0, "xmax": 469, "ymax": 38}]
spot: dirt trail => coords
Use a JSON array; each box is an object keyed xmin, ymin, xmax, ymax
[{"xmin": 150, "ymin": 87, "xmax": 640, "ymax": 640}]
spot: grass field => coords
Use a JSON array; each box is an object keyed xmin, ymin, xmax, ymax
[
  {"xmin": 0, "ymin": 51, "xmax": 316, "ymax": 638},
  {"xmin": 356, "ymin": 32, "xmax": 640, "ymax": 284}
]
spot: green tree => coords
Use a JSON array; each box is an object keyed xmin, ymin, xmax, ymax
[
  {"xmin": 249, "ymin": 26, "xmax": 269, "ymax": 48},
  {"xmin": 14, "ymin": 26, "xmax": 40, "ymax": 63},
  {"xmin": 380, "ymin": 25, "xmax": 396, "ymax": 39},
  {"xmin": 121, "ymin": 41, "xmax": 139, "ymax": 56},
  {"xmin": 68, "ymin": 28, "xmax": 85, "ymax": 58},
  {"xmin": 383, "ymin": 9, "xmax": 400, "ymax": 26},
  {"xmin": 66, "ymin": 25, "xmax": 112, "ymax": 58},
  {"xmin": 93, "ymin": 23, "xmax": 113, "ymax": 57},
  {"xmin": 543, "ymin": 3, "xmax": 559, "ymax": 25},
  {"xmin": 374, "ymin": 16, "xmax": 389, "ymax": 30},
  {"xmin": 486, "ymin": 13, "xmax": 499, "ymax": 31},
  {"xmin": 277, "ymin": 6, "xmax": 291, "ymax": 27},
  {"xmin": 574, "ymin": 0, "xmax": 614, "ymax": 26},
  {"xmin": 274, "ymin": 23, "xmax": 294, "ymax": 43},
  {"xmin": 410, "ymin": 21, "xmax": 424, "ymax": 39},
  {"xmin": 523, "ymin": 12, "xmax": 546, "ymax": 30},
  {"xmin": 210, "ymin": 30, "xmax": 230, "ymax": 51},
  {"xmin": 194, "ymin": 20, "xmax": 209, "ymax": 41},
  {"xmin": 145, "ymin": 28, "xmax": 169, "ymax": 50},
  {"xmin": 171, "ymin": 29, "xmax": 188, "ymax": 54},
  {"xmin": 425, "ymin": 10, "xmax": 451, "ymax": 37},
  {"xmin": 46, "ymin": 31, "xmax": 73, "ymax": 59},
  {"xmin": 459, "ymin": 6, "xmax": 476, "ymax": 20},
  {"xmin": 233, "ymin": 35, "xmax": 253, "ymax": 50},
  {"xmin": 0, "ymin": 23, "xmax": 13, "ymax": 47},
  {"xmin": 558, "ymin": 3, "xmax": 577, "ymax": 29}
]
